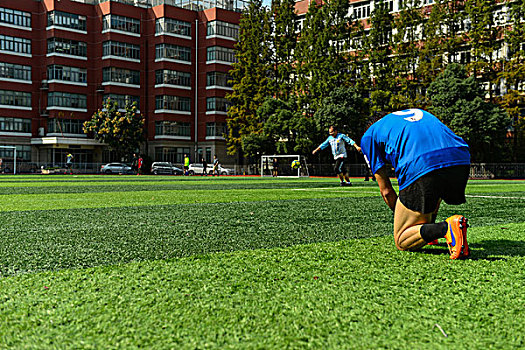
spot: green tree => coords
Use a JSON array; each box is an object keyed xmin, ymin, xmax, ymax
[
  {"xmin": 428, "ymin": 64, "xmax": 511, "ymax": 162},
  {"xmin": 417, "ymin": 0, "xmax": 447, "ymax": 92},
  {"xmin": 226, "ymin": 0, "xmax": 273, "ymax": 157},
  {"xmin": 392, "ymin": 0, "xmax": 425, "ymax": 108},
  {"xmin": 325, "ymin": 0, "xmax": 352, "ymax": 87},
  {"xmin": 294, "ymin": 1, "xmax": 335, "ymax": 113},
  {"xmin": 366, "ymin": 0, "xmax": 395, "ymax": 94},
  {"xmin": 499, "ymin": 0, "xmax": 525, "ymax": 161},
  {"xmin": 464, "ymin": 0, "xmax": 502, "ymax": 101},
  {"xmin": 314, "ymin": 87, "xmax": 368, "ymax": 138},
  {"xmin": 346, "ymin": 14, "xmax": 370, "ymax": 94},
  {"xmin": 440, "ymin": 0, "xmax": 466, "ymax": 64},
  {"xmin": 83, "ymin": 99, "xmax": 145, "ymax": 160},
  {"xmin": 271, "ymin": 0, "xmax": 297, "ymax": 100},
  {"xmin": 257, "ymin": 97, "xmax": 315, "ymax": 155}
]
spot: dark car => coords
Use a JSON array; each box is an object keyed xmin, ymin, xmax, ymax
[{"xmin": 151, "ymin": 162, "xmax": 182, "ymax": 175}]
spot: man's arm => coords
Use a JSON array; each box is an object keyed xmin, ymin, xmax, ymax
[
  {"xmin": 374, "ymin": 166, "xmax": 397, "ymax": 212},
  {"xmin": 342, "ymin": 134, "xmax": 362, "ymax": 153},
  {"xmin": 312, "ymin": 139, "xmax": 329, "ymax": 155}
]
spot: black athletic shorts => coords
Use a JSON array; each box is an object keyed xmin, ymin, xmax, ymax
[
  {"xmin": 399, "ymin": 165, "xmax": 470, "ymax": 214},
  {"xmin": 334, "ymin": 158, "xmax": 348, "ymax": 175}
]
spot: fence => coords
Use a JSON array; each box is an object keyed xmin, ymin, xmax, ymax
[{"xmin": 1, "ymin": 162, "xmax": 525, "ymax": 178}]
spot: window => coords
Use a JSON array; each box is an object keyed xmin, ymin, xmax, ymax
[
  {"xmin": 353, "ymin": 2, "xmax": 371, "ymax": 19},
  {"xmin": 206, "ymin": 122, "xmax": 227, "ymax": 137},
  {"xmin": 47, "ymin": 11, "xmax": 87, "ymax": 31},
  {"xmin": 47, "ymin": 38, "xmax": 87, "ymax": 57},
  {"xmin": 0, "ymin": 7, "xmax": 31, "ymax": 27},
  {"xmin": 155, "ymin": 70, "xmax": 191, "ymax": 86},
  {"xmin": 155, "ymin": 121, "xmax": 191, "ymax": 137},
  {"xmin": 102, "ymin": 41, "xmax": 140, "ymax": 60},
  {"xmin": 0, "ymin": 144, "xmax": 31, "ymax": 161},
  {"xmin": 48, "ymin": 92, "xmax": 87, "ymax": 109},
  {"xmin": 0, "ymin": 35, "xmax": 31, "ymax": 54},
  {"xmin": 47, "ymin": 65, "xmax": 87, "ymax": 83},
  {"xmin": 103, "ymin": 67, "xmax": 140, "ymax": 85},
  {"xmin": 155, "ymin": 146, "xmax": 190, "ymax": 163},
  {"xmin": 103, "ymin": 94, "xmax": 140, "ymax": 109},
  {"xmin": 155, "ymin": 18, "xmax": 191, "ymax": 37},
  {"xmin": 206, "ymin": 46, "xmax": 236, "ymax": 63},
  {"xmin": 206, "ymin": 97, "xmax": 231, "ymax": 112},
  {"xmin": 48, "ymin": 118, "xmax": 84, "ymax": 134},
  {"xmin": 155, "ymin": 95, "xmax": 191, "ymax": 112},
  {"xmin": 207, "ymin": 21, "xmax": 239, "ymax": 40},
  {"xmin": 155, "ymin": 44, "xmax": 191, "ymax": 62},
  {"xmin": 0, "ymin": 117, "xmax": 31, "ymax": 133},
  {"xmin": 103, "ymin": 14, "xmax": 140, "ymax": 34},
  {"xmin": 206, "ymin": 72, "xmax": 233, "ymax": 88},
  {"xmin": 0, "ymin": 90, "xmax": 31, "ymax": 107},
  {"xmin": 0, "ymin": 62, "xmax": 31, "ymax": 81}
]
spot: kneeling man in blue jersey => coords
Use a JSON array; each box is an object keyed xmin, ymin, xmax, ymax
[
  {"xmin": 312, "ymin": 125, "xmax": 362, "ymax": 186},
  {"xmin": 361, "ymin": 109, "xmax": 471, "ymax": 259}
]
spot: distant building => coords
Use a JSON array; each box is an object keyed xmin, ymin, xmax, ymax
[{"xmin": 0, "ymin": 0, "xmax": 245, "ymax": 171}]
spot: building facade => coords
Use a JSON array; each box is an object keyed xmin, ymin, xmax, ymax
[{"xmin": 0, "ymin": 0, "xmax": 244, "ymax": 172}]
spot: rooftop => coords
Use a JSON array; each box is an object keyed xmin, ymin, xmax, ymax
[{"xmin": 71, "ymin": 0, "xmax": 248, "ymax": 12}]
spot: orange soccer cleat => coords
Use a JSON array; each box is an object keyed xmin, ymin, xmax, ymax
[{"xmin": 444, "ymin": 215, "xmax": 469, "ymax": 259}]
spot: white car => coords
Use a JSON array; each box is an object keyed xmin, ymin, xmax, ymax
[{"xmin": 188, "ymin": 163, "xmax": 234, "ymax": 176}]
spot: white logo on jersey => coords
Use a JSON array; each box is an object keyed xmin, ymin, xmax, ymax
[{"xmin": 393, "ymin": 109, "xmax": 424, "ymax": 122}]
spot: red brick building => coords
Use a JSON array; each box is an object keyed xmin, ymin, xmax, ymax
[{"xmin": 0, "ymin": 0, "xmax": 244, "ymax": 171}]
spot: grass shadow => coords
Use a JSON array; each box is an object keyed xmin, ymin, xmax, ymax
[
  {"xmin": 468, "ymin": 239, "xmax": 525, "ymax": 259},
  {"xmin": 418, "ymin": 240, "xmax": 525, "ymax": 260}
]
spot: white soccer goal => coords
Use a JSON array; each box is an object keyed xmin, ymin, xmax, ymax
[
  {"xmin": 0, "ymin": 146, "xmax": 17, "ymax": 174},
  {"xmin": 261, "ymin": 155, "xmax": 310, "ymax": 178}
]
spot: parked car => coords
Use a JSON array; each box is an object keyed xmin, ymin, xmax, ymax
[
  {"xmin": 151, "ymin": 162, "xmax": 182, "ymax": 175},
  {"xmin": 100, "ymin": 163, "xmax": 132, "ymax": 174},
  {"xmin": 188, "ymin": 163, "xmax": 235, "ymax": 176}
]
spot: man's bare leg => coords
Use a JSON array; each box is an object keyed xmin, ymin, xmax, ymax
[{"xmin": 393, "ymin": 199, "xmax": 434, "ymax": 251}]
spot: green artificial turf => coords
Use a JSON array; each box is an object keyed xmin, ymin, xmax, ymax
[{"xmin": 0, "ymin": 175, "xmax": 524, "ymax": 349}]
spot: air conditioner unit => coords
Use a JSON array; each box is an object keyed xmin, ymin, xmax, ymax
[
  {"xmin": 40, "ymin": 109, "xmax": 49, "ymax": 117},
  {"xmin": 40, "ymin": 81, "xmax": 49, "ymax": 90},
  {"xmin": 38, "ymin": 127, "xmax": 45, "ymax": 136}
]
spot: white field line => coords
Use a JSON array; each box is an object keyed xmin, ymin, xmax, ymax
[
  {"xmin": 466, "ymin": 195, "xmax": 525, "ymax": 200},
  {"xmin": 290, "ymin": 188, "xmax": 378, "ymax": 194},
  {"xmin": 290, "ymin": 189, "xmax": 524, "ymax": 199}
]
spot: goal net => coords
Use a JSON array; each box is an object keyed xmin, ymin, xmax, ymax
[
  {"xmin": 0, "ymin": 146, "xmax": 17, "ymax": 174},
  {"xmin": 261, "ymin": 155, "xmax": 310, "ymax": 177}
]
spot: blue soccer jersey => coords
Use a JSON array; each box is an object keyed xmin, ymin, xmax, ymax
[
  {"xmin": 319, "ymin": 133, "xmax": 356, "ymax": 160},
  {"xmin": 361, "ymin": 109, "xmax": 470, "ymax": 190}
]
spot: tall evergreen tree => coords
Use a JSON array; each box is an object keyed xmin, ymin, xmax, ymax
[
  {"xmin": 346, "ymin": 14, "xmax": 370, "ymax": 94},
  {"xmin": 226, "ymin": 0, "xmax": 273, "ymax": 157},
  {"xmin": 441, "ymin": 0, "xmax": 466, "ymax": 64},
  {"xmin": 392, "ymin": 0, "xmax": 425, "ymax": 108},
  {"xmin": 294, "ymin": 0, "xmax": 334, "ymax": 114},
  {"xmin": 417, "ymin": 0, "xmax": 447, "ymax": 92},
  {"xmin": 325, "ymin": 0, "xmax": 351, "ymax": 87},
  {"xmin": 365, "ymin": 0, "xmax": 395, "ymax": 109},
  {"xmin": 271, "ymin": 0, "xmax": 297, "ymax": 100},
  {"xmin": 428, "ymin": 64, "xmax": 510, "ymax": 162},
  {"xmin": 500, "ymin": 0, "xmax": 525, "ymax": 161},
  {"xmin": 464, "ymin": 0, "xmax": 502, "ymax": 101}
]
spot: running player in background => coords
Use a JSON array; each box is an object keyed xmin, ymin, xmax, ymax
[{"xmin": 312, "ymin": 125, "xmax": 361, "ymax": 186}]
